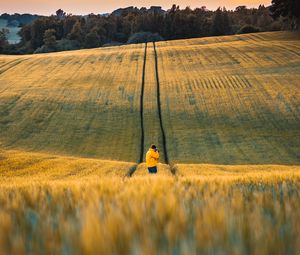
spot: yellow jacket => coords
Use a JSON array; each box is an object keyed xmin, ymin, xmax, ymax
[{"xmin": 146, "ymin": 148, "xmax": 159, "ymax": 167}]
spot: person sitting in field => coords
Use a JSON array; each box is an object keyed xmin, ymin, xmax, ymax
[{"xmin": 146, "ymin": 144, "xmax": 159, "ymax": 174}]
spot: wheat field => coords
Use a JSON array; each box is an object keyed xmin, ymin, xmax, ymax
[
  {"xmin": 0, "ymin": 32, "xmax": 299, "ymax": 164},
  {"xmin": 0, "ymin": 31, "xmax": 300, "ymax": 254},
  {"xmin": 0, "ymin": 149, "xmax": 300, "ymax": 254},
  {"xmin": 0, "ymin": 43, "xmax": 145, "ymax": 162},
  {"xmin": 156, "ymin": 32, "xmax": 300, "ymax": 164}
]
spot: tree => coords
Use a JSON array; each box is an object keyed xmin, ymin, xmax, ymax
[
  {"xmin": 68, "ymin": 20, "xmax": 84, "ymax": 43},
  {"xmin": 19, "ymin": 24, "xmax": 31, "ymax": 44},
  {"xmin": 237, "ymin": 25, "xmax": 260, "ymax": 34},
  {"xmin": 235, "ymin": 6, "xmax": 247, "ymax": 13},
  {"xmin": 56, "ymin": 9, "xmax": 66, "ymax": 20},
  {"xmin": 0, "ymin": 4, "xmax": 290, "ymax": 55},
  {"xmin": 127, "ymin": 32, "xmax": 163, "ymax": 44},
  {"xmin": 270, "ymin": 0, "xmax": 300, "ymax": 29},
  {"xmin": 63, "ymin": 15, "xmax": 79, "ymax": 37},
  {"xmin": 0, "ymin": 28, "xmax": 9, "ymax": 51},
  {"xmin": 30, "ymin": 18, "xmax": 45, "ymax": 49},
  {"xmin": 222, "ymin": 9, "xmax": 231, "ymax": 34},
  {"xmin": 84, "ymin": 28, "xmax": 101, "ymax": 48},
  {"xmin": 43, "ymin": 29, "xmax": 57, "ymax": 48},
  {"xmin": 211, "ymin": 7, "xmax": 231, "ymax": 36}
]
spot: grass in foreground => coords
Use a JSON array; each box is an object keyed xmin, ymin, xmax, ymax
[{"xmin": 0, "ymin": 149, "xmax": 300, "ymax": 255}]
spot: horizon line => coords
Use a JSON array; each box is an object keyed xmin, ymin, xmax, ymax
[{"xmin": 0, "ymin": 3, "xmax": 270, "ymax": 16}]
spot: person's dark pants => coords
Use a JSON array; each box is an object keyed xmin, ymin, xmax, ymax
[{"xmin": 148, "ymin": 166, "xmax": 157, "ymax": 174}]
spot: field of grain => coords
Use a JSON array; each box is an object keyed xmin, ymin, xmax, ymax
[
  {"xmin": 1, "ymin": 149, "xmax": 300, "ymax": 254},
  {"xmin": 156, "ymin": 32, "xmax": 300, "ymax": 164},
  {"xmin": 0, "ymin": 44, "xmax": 145, "ymax": 162},
  {"xmin": 1, "ymin": 31, "xmax": 299, "ymax": 164},
  {"xmin": 0, "ymin": 31, "xmax": 300, "ymax": 254}
]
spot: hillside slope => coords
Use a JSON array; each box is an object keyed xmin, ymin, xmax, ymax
[
  {"xmin": 0, "ymin": 44, "xmax": 144, "ymax": 162},
  {"xmin": 157, "ymin": 31, "xmax": 300, "ymax": 164},
  {"xmin": 0, "ymin": 31, "xmax": 299, "ymax": 164}
]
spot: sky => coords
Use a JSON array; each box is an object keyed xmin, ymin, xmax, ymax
[{"xmin": 1, "ymin": 0, "xmax": 272, "ymax": 15}]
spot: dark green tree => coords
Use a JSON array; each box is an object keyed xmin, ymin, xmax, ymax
[
  {"xmin": 68, "ymin": 20, "xmax": 84, "ymax": 43},
  {"xmin": 0, "ymin": 28, "xmax": 9, "ymax": 52},
  {"xmin": 211, "ymin": 8, "xmax": 230, "ymax": 35},
  {"xmin": 222, "ymin": 9, "xmax": 231, "ymax": 34},
  {"xmin": 19, "ymin": 24, "xmax": 31, "ymax": 44},
  {"xmin": 270, "ymin": 0, "xmax": 300, "ymax": 29},
  {"xmin": 63, "ymin": 15, "xmax": 79, "ymax": 37},
  {"xmin": 43, "ymin": 29, "xmax": 57, "ymax": 48},
  {"xmin": 85, "ymin": 28, "xmax": 101, "ymax": 48},
  {"xmin": 56, "ymin": 9, "xmax": 66, "ymax": 20},
  {"xmin": 2, "ymin": 4, "xmax": 284, "ymax": 54}
]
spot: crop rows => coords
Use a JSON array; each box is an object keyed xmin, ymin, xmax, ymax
[
  {"xmin": 155, "ymin": 31, "xmax": 300, "ymax": 164},
  {"xmin": 0, "ymin": 31, "xmax": 299, "ymax": 167},
  {"xmin": 0, "ymin": 45, "xmax": 145, "ymax": 162}
]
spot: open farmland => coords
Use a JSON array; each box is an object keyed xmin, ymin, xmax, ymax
[
  {"xmin": 0, "ymin": 43, "xmax": 145, "ymax": 162},
  {"xmin": 0, "ymin": 31, "xmax": 300, "ymax": 254},
  {"xmin": 156, "ymin": 32, "xmax": 300, "ymax": 164},
  {"xmin": 0, "ymin": 31, "xmax": 299, "ymax": 165}
]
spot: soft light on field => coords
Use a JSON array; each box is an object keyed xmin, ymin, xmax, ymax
[
  {"xmin": 0, "ymin": 31, "xmax": 300, "ymax": 254},
  {"xmin": 156, "ymin": 32, "xmax": 300, "ymax": 164},
  {"xmin": 0, "ymin": 149, "xmax": 299, "ymax": 254},
  {"xmin": 0, "ymin": 31, "xmax": 299, "ymax": 164}
]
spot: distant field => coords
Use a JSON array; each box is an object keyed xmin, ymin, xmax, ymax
[
  {"xmin": 0, "ymin": 44, "xmax": 145, "ymax": 162},
  {"xmin": 0, "ymin": 19, "xmax": 21, "ymax": 44},
  {"xmin": 0, "ymin": 31, "xmax": 299, "ymax": 164},
  {"xmin": 156, "ymin": 32, "xmax": 300, "ymax": 164}
]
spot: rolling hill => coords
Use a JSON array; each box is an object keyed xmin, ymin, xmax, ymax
[
  {"xmin": 0, "ymin": 31, "xmax": 299, "ymax": 165},
  {"xmin": 1, "ymin": 31, "xmax": 300, "ymax": 255}
]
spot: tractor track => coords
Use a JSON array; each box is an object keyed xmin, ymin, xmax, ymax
[
  {"xmin": 139, "ymin": 43, "xmax": 147, "ymax": 163},
  {"xmin": 127, "ymin": 42, "xmax": 175, "ymax": 177},
  {"xmin": 126, "ymin": 43, "xmax": 148, "ymax": 177},
  {"xmin": 0, "ymin": 58, "xmax": 29, "ymax": 76},
  {"xmin": 153, "ymin": 42, "xmax": 169, "ymax": 165}
]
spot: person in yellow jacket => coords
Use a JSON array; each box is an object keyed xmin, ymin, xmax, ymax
[{"xmin": 146, "ymin": 144, "xmax": 159, "ymax": 174}]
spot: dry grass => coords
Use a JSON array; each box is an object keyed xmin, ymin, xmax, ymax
[
  {"xmin": 0, "ymin": 150, "xmax": 300, "ymax": 254},
  {"xmin": 0, "ymin": 149, "xmax": 134, "ymax": 183}
]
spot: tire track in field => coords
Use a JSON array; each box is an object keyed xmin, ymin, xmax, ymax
[
  {"xmin": 127, "ymin": 42, "xmax": 175, "ymax": 177},
  {"xmin": 126, "ymin": 43, "xmax": 148, "ymax": 177},
  {"xmin": 0, "ymin": 58, "xmax": 29, "ymax": 76},
  {"xmin": 153, "ymin": 42, "xmax": 169, "ymax": 165},
  {"xmin": 139, "ymin": 43, "xmax": 148, "ymax": 163}
]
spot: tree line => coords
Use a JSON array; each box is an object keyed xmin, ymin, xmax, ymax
[{"xmin": 0, "ymin": 0, "xmax": 299, "ymax": 54}]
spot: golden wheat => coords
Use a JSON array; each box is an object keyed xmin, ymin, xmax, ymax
[
  {"xmin": 0, "ymin": 31, "xmax": 300, "ymax": 254},
  {"xmin": 156, "ymin": 31, "xmax": 300, "ymax": 164},
  {"xmin": 1, "ymin": 32, "xmax": 299, "ymax": 163},
  {"xmin": 0, "ymin": 44, "xmax": 145, "ymax": 162},
  {"xmin": 0, "ymin": 150, "xmax": 299, "ymax": 255}
]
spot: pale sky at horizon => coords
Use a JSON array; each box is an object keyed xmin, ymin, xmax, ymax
[{"xmin": 1, "ymin": 0, "xmax": 272, "ymax": 15}]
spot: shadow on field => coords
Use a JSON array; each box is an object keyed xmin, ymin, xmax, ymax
[
  {"xmin": 126, "ymin": 164, "xmax": 139, "ymax": 177},
  {"xmin": 126, "ymin": 163, "xmax": 176, "ymax": 177}
]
